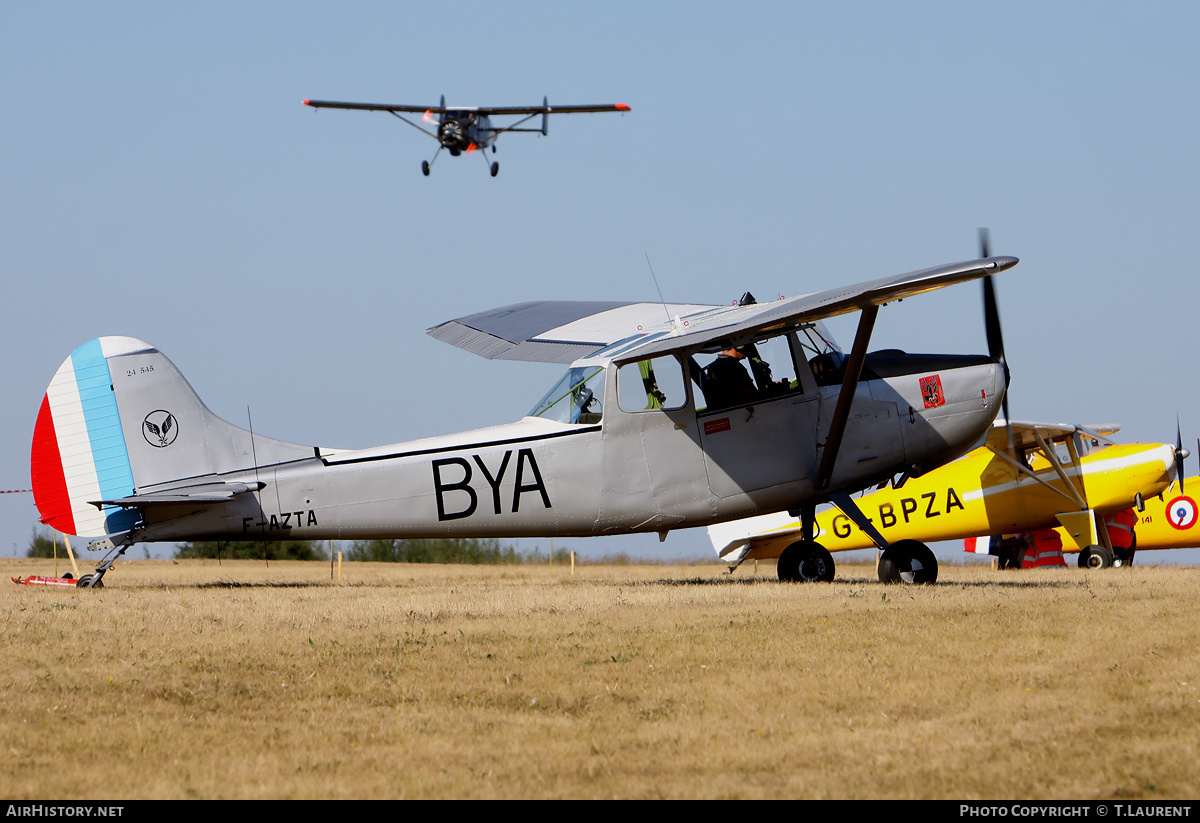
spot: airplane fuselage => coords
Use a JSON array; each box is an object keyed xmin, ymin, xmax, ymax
[
  {"xmin": 127, "ymin": 344, "xmax": 1004, "ymax": 545},
  {"xmin": 438, "ymin": 110, "xmax": 494, "ymax": 154}
]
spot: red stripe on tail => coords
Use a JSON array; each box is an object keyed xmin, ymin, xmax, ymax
[{"xmin": 30, "ymin": 394, "xmax": 76, "ymax": 535}]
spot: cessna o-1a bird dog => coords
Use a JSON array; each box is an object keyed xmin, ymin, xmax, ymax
[
  {"xmin": 31, "ymin": 254, "xmax": 1017, "ymax": 587},
  {"xmin": 303, "ymin": 95, "xmax": 630, "ymax": 176},
  {"xmin": 709, "ymin": 420, "xmax": 1186, "ymax": 577}
]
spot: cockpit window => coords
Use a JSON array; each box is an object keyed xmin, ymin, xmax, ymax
[
  {"xmin": 618, "ymin": 356, "xmax": 687, "ymax": 412},
  {"xmin": 529, "ymin": 366, "xmax": 605, "ymax": 424},
  {"xmin": 797, "ymin": 322, "xmax": 846, "ymax": 386},
  {"xmin": 692, "ymin": 331, "xmax": 802, "ymax": 412}
]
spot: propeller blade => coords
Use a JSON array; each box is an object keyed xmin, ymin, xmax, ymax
[
  {"xmin": 1177, "ymin": 417, "xmax": 1185, "ymax": 496},
  {"xmin": 979, "ymin": 228, "xmax": 1011, "ymax": 445}
]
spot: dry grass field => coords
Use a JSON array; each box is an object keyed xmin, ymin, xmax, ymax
[{"xmin": 2, "ymin": 556, "xmax": 1198, "ymax": 800}]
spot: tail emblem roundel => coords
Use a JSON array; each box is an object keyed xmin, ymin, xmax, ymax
[{"xmin": 142, "ymin": 410, "xmax": 178, "ymax": 448}]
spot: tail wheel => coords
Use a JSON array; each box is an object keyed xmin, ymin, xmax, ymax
[
  {"xmin": 777, "ymin": 540, "xmax": 835, "ymax": 582},
  {"xmin": 878, "ymin": 539, "xmax": 938, "ymax": 584},
  {"xmin": 1078, "ymin": 545, "xmax": 1113, "ymax": 569}
]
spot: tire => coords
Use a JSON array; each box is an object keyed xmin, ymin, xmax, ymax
[
  {"xmin": 777, "ymin": 541, "xmax": 835, "ymax": 582},
  {"xmin": 1078, "ymin": 545, "xmax": 1113, "ymax": 569},
  {"xmin": 490, "ymin": 162, "xmax": 499, "ymax": 177},
  {"xmin": 878, "ymin": 539, "xmax": 938, "ymax": 584},
  {"xmin": 422, "ymin": 161, "xmax": 430, "ymax": 176}
]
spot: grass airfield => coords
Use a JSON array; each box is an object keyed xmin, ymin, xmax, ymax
[{"xmin": 2, "ymin": 558, "xmax": 1198, "ymax": 800}]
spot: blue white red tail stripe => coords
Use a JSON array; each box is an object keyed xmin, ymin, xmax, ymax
[{"xmin": 31, "ymin": 338, "xmax": 141, "ymax": 537}]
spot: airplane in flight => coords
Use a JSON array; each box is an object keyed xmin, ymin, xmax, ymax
[
  {"xmin": 31, "ymin": 253, "xmax": 1016, "ymax": 587},
  {"xmin": 303, "ymin": 95, "xmax": 630, "ymax": 176},
  {"xmin": 709, "ymin": 420, "xmax": 1185, "ymax": 579}
]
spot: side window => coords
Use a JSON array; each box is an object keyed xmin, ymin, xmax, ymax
[
  {"xmin": 618, "ymin": 356, "xmax": 687, "ymax": 412},
  {"xmin": 743, "ymin": 333, "xmax": 799, "ymax": 396},
  {"xmin": 693, "ymin": 332, "xmax": 802, "ymax": 412}
]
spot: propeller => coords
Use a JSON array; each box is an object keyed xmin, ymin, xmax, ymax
[
  {"xmin": 979, "ymin": 228, "xmax": 1011, "ymax": 431},
  {"xmin": 1173, "ymin": 416, "xmax": 1189, "ymax": 495}
]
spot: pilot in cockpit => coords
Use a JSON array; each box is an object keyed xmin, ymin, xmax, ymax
[{"xmin": 698, "ymin": 340, "xmax": 758, "ymax": 410}]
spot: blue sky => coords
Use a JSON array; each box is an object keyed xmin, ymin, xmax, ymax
[{"xmin": 4, "ymin": 1, "xmax": 1199, "ymax": 566}]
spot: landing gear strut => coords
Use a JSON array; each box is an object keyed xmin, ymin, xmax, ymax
[
  {"xmin": 75, "ymin": 531, "xmax": 139, "ymax": 588},
  {"xmin": 777, "ymin": 502, "xmax": 836, "ymax": 582}
]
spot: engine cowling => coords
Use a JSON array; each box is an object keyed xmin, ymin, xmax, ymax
[{"xmin": 438, "ymin": 119, "xmax": 470, "ymax": 152}]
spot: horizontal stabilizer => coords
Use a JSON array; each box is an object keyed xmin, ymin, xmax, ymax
[{"xmin": 94, "ymin": 481, "xmax": 264, "ymax": 508}]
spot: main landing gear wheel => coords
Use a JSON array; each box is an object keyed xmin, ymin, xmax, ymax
[
  {"xmin": 878, "ymin": 539, "xmax": 938, "ymax": 584},
  {"xmin": 1078, "ymin": 545, "xmax": 1113, "ymax": 569},
  {"xmin": 75, "ymin": 574, "xmax": 104, "ymax": 589},
  {"xmin": 422, "ymin": 160, "xmax": 430, "ymax": 176},
  {"xmin": 490, "ymin": 162, "xmax": 499, "ymax": 177},
  {"xmin": 777, "ymin": 540, "xmax": 835, "ymax": 582}
]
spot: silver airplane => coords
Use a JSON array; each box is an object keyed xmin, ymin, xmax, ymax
[
  {"xmin": 303, "ymin": 95, "xmax": 630, "ymax": 176},
  {"xmin": 30, "ymin": 255, "xmax": 1016, "ymax": 587}
]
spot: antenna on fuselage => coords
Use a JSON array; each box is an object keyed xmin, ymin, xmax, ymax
[
  {"xmin": 645, "ymin": 253, "xmax": 680, "ymax": 330},
  {"xmin": 247, "ymin": 406, "xmax": 269, "ymax": 512}
]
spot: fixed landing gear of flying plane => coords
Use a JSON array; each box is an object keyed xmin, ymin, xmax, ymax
[{"xmin": 420, "ymin": 156, "xmax": 498, "ymax": 177}]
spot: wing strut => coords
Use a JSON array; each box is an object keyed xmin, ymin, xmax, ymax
[
  {"xmin": 827, "ymin": 490, "xmax": 890, "ymax": 550},
  {"xmin": 814, "ymin": 304, "xmax": 879, "ymax": 492}
]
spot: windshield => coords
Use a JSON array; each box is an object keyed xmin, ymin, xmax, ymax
[
  {"xmin": 797, "ymin": 322, "xmax": 846, "ymax": 386},
  {"xmin": 529, "ymin": 366, "xmax": 605, "ymax": 424}
]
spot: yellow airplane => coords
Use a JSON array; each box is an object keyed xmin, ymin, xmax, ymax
[
  {"xmin": 708, "ymin": 421, "xmax": 1184, "ymax": 582},
  {"xmin": 973, "ymin": 472, "xmax": 1200, "ymax": 568}
]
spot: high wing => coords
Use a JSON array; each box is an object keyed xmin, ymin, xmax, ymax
[
  {"xmin": 427, "ymin": 301, "xmax": 715, "ymax": 364},
  {"xmin": 303, "ymin": 100, "xmax": 630, "ymax": 115},
  {"xmin": 430, "ymin": 256, "xmax": 1018, "ymax": 365},
  {"xmin": 985, "ymin": 420, "xmax": 1119, "ymax": 456},
  {"xmin": 470, "ymin": 104, "xmax": 630, "ymax": 115},
  {"xmin": 304, "ymin": 100, "xmax": 434, "ymax": 113}
]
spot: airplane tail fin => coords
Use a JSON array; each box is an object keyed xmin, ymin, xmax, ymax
[{"xmin": 31, "ymin": 337, "xmax": 312, "ymax": 537}]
